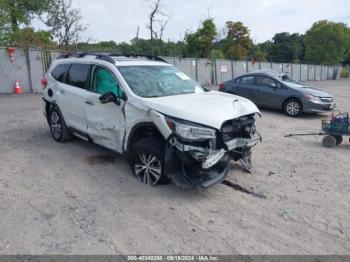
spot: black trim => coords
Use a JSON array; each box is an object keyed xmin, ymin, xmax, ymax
[
  {"xmin": 57, "ymin": 52, "xmax": 168, "ymax": 64},
  {"xmin": 126, "ymin": 122, "xmax": 160, "ymax": 154}
]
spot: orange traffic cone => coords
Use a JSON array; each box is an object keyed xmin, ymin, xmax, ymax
[{"xmin": 14, "ymin": 80, "xmax": 22, "ymax": 94}]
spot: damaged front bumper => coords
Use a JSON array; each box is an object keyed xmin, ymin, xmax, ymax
[{"xmin": 164, "ymin": 116, "xmax": 261, "ymax": 188}]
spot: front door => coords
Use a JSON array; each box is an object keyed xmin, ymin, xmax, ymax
[
  {"xmin": 254, "ymin": 76, "xmax": 286, "ymax": 108},
  {"xmin": 83, "ymin": 65, "xmax": 126, "ymax": 153}
]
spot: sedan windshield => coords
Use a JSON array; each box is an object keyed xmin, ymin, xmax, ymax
[{"xmin": 117, "ymin": 66, "xmax": 205, "ymax": 98}]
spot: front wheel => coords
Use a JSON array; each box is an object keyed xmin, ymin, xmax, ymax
[
  {"xmin": 284, "ymin": 99, "xmax": 302, "ymax": 117},
  {"xmin": 129, "ymin": 138, "xmax": 169, "ymax": 186}
]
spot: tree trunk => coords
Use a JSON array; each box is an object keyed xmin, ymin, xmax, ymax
[{"xmin": 9, "ymin": 0, "xmax": 19, "ymax": 32}]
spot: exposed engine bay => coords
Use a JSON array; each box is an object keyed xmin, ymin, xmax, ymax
[{"xmin": 164, "ymin": 114, "xmax": 261, "ymax": 188}]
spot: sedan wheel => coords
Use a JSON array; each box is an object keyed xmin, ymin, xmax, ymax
[
  {"xmin": 134, "ymin": 153, "xmax": 162, "ymax": 185},
  {"xmin": 284, "ymin": 99, "xmax": 302, "ymax": 117}
]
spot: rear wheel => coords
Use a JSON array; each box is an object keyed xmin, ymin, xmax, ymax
[
  {"xmin": 284, "ymin": 99, "xmax": 302, "ymax": 117},
  {"xmin": 129, "ymin": 137, "xmax": 169, "ymax": 186},
  {"xmin": 49, "ymin": 107, "xmax": 72, "ymax": 142},
  {"xmin": 322, "ymin": 135, "xmax": 336, "ymax": 148}
]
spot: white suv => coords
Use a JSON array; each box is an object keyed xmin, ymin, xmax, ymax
[{"xmin": 42, "ymin": 52, "xmax": 261, "ymax": 188}]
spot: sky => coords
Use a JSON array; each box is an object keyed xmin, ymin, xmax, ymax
[{"xmin": 48, "ymin": 0, "xmax": 350, "ymax": 43}]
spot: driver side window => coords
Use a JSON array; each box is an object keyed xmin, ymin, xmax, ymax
[
  {"xmin": 256, "ymin": 76, "xmax": 281, "ymax": 88},
  {"xmin": 91, "ymin": 66, "xmax": 122, "ymax": 97}
]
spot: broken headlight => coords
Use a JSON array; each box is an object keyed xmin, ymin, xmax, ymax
[{"xmin": 166, "ymin": 117, "xmax": 216, "ymax": 141}]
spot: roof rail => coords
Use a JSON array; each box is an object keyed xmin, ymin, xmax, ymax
[
  {"xmin": 57, "ymin": 52, "xmax": 115, "ymax": 63},
  {"xmin": 108, "ymin": 52, "xmax": 168, "ymax": 63},
  {"xmin": 56, "ymin": 51, "xmax": 168, "ymax": 64}
]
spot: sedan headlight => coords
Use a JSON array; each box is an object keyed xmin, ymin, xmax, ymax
[
  {"xmin": 304, "ymin": 93, "xmax": 322, "ymax": 103},
  {"xmin": 165, "ymin": 117, "xmax": 216, "ymax": 140}
]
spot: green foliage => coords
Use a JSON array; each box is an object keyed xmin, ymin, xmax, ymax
[
  {"xmin": 340, "ymin": 66, "xmax": 349, "ymax": 78},
  {"xmin": 249, "ymin": 45, "xmax": 267, "ymax": 62},
  {"xmin": 224, "ymin": 21, "xmax": 252, "ymax": 60},
  {"xmin": 0, "ymin": 0, "xmax": 50, "ymax": 32},
  {"xmin": 210, "ymin": 49, "xmax": 224, "ymax": 59},
  {"xmin": 0, "ymin": 0, "xmax": 349, "ymax": 67},
  {"xmin": 75, "ymin": 38, "xmax": 188, "ymax": 58},
  {"xmin": 304, "ymin": 20, "xmax": 350, "ymax": 64},
  {"xmin": 186, "ymin": 19, "xmax": 217, "ymax": 58},
  {"xmin": 0, "ymin": 27, "xmax": 54, "ymax": 48},
  {"xmin": 267, "ymin": 32, "xmax": 304, "ymax": 63}
]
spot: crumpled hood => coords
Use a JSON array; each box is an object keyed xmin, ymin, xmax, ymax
[
  {"xmin": 141, "ymin": 91, "xmax": 260, "ymax": 129},
  {"xmin": 286, "ymin": 83, "xmax": 333, "ymax": 97}
]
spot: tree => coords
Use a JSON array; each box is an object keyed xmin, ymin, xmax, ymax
[
  {"xmin": 0, "ymin": 0, "xmax": 50, "ymax": 32},
  {"xmin": 267, "ymin": 32, "xmax": 304, "ymax": 63},
  {"xmin": 145, "ymin": 0, "xmax": 170, "ymax": 41},
  {"xmin": 1, "ymin": 27, "xmax": 53, "ymax": 47},
  {"xmin": 304, "ymin": 20, "xmax": 350, "ymax": 64},
  {"xmin": 186, "ymin": 19, "xmax": 217, "ymax": 58},
  {"xmin": 224, "ymin": 21, "xmax": 252, "ymax": 60},
  {"xmin": 45, "ymin": 0, "xmax": 87, "ymax": 48},
  {"xmin": 249, "ymin": 45, "xmax": 267, "ymax": 62},
  {"xmin": 210, "ymin": 49, "xmax": 224, "ymax": 59}
]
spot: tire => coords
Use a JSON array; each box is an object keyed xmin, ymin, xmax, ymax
[
  {"xmin": 334, "ymin": 135, "xmax": 343, "ymax": 145},
  {"xmin": 322, "ymin": 135, "xmax": 336, "ymax": 148},
  {"xmin": 129, "ymin": 137, "xmax": 169, "ymax": 186},
  {"xmin": 284, "ymin": 99, "xmax": 303, "ymax": 117},
  {"xmin": 49, "ymin": 107, "xmax": 72, "ymax": 142}
]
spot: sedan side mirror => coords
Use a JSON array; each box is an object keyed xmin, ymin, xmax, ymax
[{"xmin": 99, "ymin": 92, "xmax": 120, "ymax": 105}]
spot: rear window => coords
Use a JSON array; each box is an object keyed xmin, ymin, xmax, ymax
[
  {"xmin": 51, "ymin": 63, "xmax": 69, "ymax": 82},
  {"xmin": 66, "ymin": 64, "xmax": 91, "ymax": 89},
  {"xmin": 237, "ymin": 76, "xmax": 254, "ymax": 84}
]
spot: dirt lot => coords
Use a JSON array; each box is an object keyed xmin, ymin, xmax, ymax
[{"xmin": 0, "ymin": 80, "xmax": 350, "ymax": 255}]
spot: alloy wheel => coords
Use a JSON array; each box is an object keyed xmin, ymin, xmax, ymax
[
  {"xmin": 50, "ymin": 111, "xmax": 62, "ymax": 140},
  {"xmin": 286, "ymin": 101, "xmax": 300, "ymax": 116},
  {"xmin": 134, "ymin": 153, "xmax": 162, "ymax": 185}
]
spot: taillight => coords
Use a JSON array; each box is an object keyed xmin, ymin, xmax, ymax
[
  {"xmin": 41, "ymin": 78, "xmax": 48, "ymax": 89},
  {"xmin": 218, "ymin": 83, "xmax": 224, "ymax": 90}
]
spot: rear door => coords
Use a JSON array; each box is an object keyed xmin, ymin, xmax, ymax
[
  {"xmin": 83, "ymin": 65, "xmax": 126, "ymax": 153},
  {"xmin": 254, "ymin": 76, "xmax": 286, "ymax": 108},
  {"xmin": 55, "ymin": 63, "xmax": 90, "ymax": 133},
  {"xmin": 233, "ymin": 75, "xmax": 257, "ymax": 102}
]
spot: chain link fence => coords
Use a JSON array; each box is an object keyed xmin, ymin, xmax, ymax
[{"xmin": 0, "ymin": 47, "xmax": 343, "ymax": 94}]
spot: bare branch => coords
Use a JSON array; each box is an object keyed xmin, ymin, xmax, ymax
[{"xmin": 45, "ymin": 0, "xmax": 88, "ymax": 48}]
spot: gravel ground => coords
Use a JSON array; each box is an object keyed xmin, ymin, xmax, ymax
[{"xmin": 0, "ymin": 80, "xmax": 349, "ymax": 255}]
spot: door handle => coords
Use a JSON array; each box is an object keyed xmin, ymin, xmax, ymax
[{"xmin": 85, "ymin": 100, "xmax": 95, "ymax": 105}]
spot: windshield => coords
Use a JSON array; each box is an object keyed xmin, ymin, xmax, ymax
[{"xmin": 117, "ymin": 66, "xmax": 205, "ymax": 98}]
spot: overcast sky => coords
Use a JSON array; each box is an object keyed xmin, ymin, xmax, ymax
[{"xmin": 67, "ymin": 0, "xmax": 350, "ymax": 43}]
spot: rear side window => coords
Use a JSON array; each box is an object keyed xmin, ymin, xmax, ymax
[
  {"xmin": 66, "ymin": 64, "xmax": 91, "ymax": 89},
  {"xmin": 237, "ymin": 76, "xmax": 254, "ymax": 85},
  {"xmin": 51, "ymin": 64, "xmax": 69, "ymax": 82}
]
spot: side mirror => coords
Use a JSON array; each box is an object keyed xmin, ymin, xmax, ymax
[{"xmin": 99, "ymin": 92, "xmax": 120, "ymax": 105}]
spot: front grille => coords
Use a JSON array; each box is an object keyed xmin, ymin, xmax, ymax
[{"xmin": 221, "ymin": 115, "xmax": 255, "ymax": 142}]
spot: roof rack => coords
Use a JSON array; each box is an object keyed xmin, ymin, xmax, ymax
[{"xmin": 56, "ymin": 51, "xmax": 168, "ymax": 64}]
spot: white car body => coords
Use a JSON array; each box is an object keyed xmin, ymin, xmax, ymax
[{"xmin": 42, "ymin": 54, "xmax": 261, "ymax": 188}]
